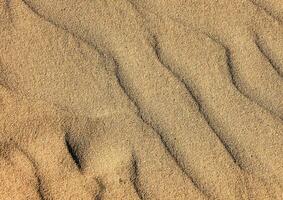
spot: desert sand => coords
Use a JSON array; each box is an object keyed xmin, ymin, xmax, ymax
[{"xmin": 0, "ymin": 0, "xmax": 282, "ymax": 199}]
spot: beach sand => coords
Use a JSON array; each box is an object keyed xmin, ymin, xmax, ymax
[{"xmin": 0, "ymin": 0, "xmax": 282, "ymax": 199}]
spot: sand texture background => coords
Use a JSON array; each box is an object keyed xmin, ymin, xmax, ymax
[{"xmin": 0, "ymin": 0, "xmax": 282, "ymax": 199}]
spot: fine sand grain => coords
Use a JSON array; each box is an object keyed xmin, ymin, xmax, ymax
[{"xmin": 0, "ymin": 0, "xmax": 282, "ymax": 199}]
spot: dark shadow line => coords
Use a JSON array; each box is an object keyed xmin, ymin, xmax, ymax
[
  {"xmin": 94, "ymin": 178, "xmax": 106, "ymax": 200},
  {"xmin": 111, "ymin": 58, "xmax": 210, "ymax": 199},
  {"xmin": 131, "ymin": 153, "xmax": 146, "ymax": 200},
  {"xmin": 36, "ymin": 177, "xmax": 46, "ymax": 200},
  {"xmin": 64, "ymin": 135, "xmax": 82, "ymax": 170},
  {"xmin": 254, "ymin": 34, "xmax": 283, "ymax": 77},
  {"xmin": 248, "ymin": 0, "xmax": 283, "ymax": 24},
  {"xmin": 129, "ymin": 0, "xmax": 282, "ymax": 120},
  {"xmin": 203, "ymin": 32, "xmax": 283, "ymax": 120},
  {"xmin": 3, "ymin": 0, "xmax": 13, "ymax": 23},
  {"xmin": 20, "ymin": 2, "xmax": 210, "ymax": 191},
  {"xmin": 150, "ymin": 34, "xmax": 243, "ymax": 170},
  {"xmin": 15, "ymin": 146, "xmax": 46, "ymax": 200},
  {"xmin": 21, "ymin": 0, "xmax": 106, "ymax": 58},
  {"xmin": 8, "ymin": 1, "xmax": 207, "ymax": 197}
]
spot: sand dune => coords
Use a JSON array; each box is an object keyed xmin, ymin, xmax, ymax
[{"xmin": 0, "ymin": 0, "xmax": 282, "ymax": 199}]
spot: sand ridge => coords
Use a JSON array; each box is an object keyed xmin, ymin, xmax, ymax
[{"xmin": 0, "ymin": 0, "xmax": 282, "ymax": 199}]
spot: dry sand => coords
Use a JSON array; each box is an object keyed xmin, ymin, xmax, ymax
[{"xmin": 0, "ymin": 0, "xmax": 282, "ymax": 199}]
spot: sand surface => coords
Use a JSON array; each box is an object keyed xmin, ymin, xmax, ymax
[{"xmin": 0, "ymin": 0, "xmax": 282, "ymax": 199}]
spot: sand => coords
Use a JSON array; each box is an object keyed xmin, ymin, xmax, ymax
[{"xmin": 0, "ymin": 0, "xmax": 282, "ymax": 199}]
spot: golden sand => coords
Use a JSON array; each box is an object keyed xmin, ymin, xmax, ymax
[{"xmin": 0, "ymin": 0, "xmax": 282, "ymax": 199}]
